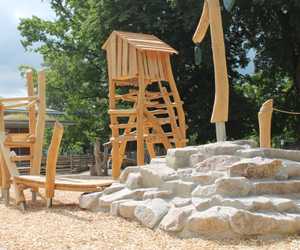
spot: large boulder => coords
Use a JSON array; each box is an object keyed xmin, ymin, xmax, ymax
[
  {"xmin": 135, "ymin": 198, "xmax": 169, "ymax": 229},
  {"xmin": 98, "ymin": 188, "xmax": 153, "ymax": 209},
  {"xmin": 187, "ymin": 206, "xmax": 237, "ymax": 237},
  {"xmin": 161, "ymin": 180, "xmax": 195, "ymax": 198},
  {"xmin": 140, "ymin": 164, "xmax": 178, "ymax": 187},
  {"xmin": 119, "ymin": 200, "xmax": 148, "ymax": 219},
  {"xmin": 192, "ymin": 171, "xmax": 226, "ymax": 185},
  {"xmin": 230, "ymin": 209, "xmax": 300, "ymax": 235},
  {"xmin": 160, "ymin": 206, "xmax": 194, "ymax": 232},
  {"xmin": 195, "ymin": 155, "xmax": 241, "ymax": 173},
  {"xmin": 166, "ymin": 147, "xmax": 199, "ymax": 170},
  {"xmin": 79, "ymin": 192, "xmax": 103, "ymax": 211},
  {"xmin": 215, "ymin": 177, "xmax": 253, "ymax": 197},
  {"xmin": 119, "ymin": 166, "xmax": 141, "ymax": 183},
  {"xmin": 197, "ymin": 142, "xmax": 248, "ymax": 156},
  {"xmin": 126, "ymin": 173, "xmax": 142, "ymax": 189},
  {"xmin": 229, "ymin": 157, "xmax": 282, "ymax": 179}
]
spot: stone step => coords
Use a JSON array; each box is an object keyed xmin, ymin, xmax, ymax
[
  {"xmin": 253, "ymin": 179, "xmax": 300, "ymax": 195},
  {"xmin": 192, "ymin": 195, "xmax": 299, "ymax": 213},
  {"xmin": 186, "ymin": 206, "xmax": 300, "ymax": 239}
]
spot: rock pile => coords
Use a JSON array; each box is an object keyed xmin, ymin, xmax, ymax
[{"xmin": 80, "ymin": 140, "xmax": 300, "ymax": 239}]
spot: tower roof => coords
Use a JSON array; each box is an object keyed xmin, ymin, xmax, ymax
[{"xmin": 102, "ymin": 31, "xmax": 178, "ymax": 55}]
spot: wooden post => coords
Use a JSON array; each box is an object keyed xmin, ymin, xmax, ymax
[
  {"xmin": 258, "ymin": 99, "xmax": 273, "ymax": 148},
  {"xmin": 31, "ymin": 70, "xmax": 46, "ymax": 175},
  {"xmin": 136, "ymin": 52, "xmax": 146, "ymax": 166},
  {"xmin": 193, "ymin": 0, "xmax": 229, "ymax": 142},
  {"xmin": 45, "ymin": 122, "xmax": 64, "ymax": 207}
]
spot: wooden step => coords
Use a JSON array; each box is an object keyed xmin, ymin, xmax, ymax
[{"xmin": 10, "ymin": 155, "xmax": 33, "ymax": 162}]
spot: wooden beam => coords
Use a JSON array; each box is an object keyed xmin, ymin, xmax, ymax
[
  {"xmin": 31, "ymin": 70, "xmax": 46, "ymax": 175},
  {"xmin": 258, "ymin": 99, "xmax": 273, "ymax": 148},
  {"xmin": 45, "ymin": 122, "xmax": 64, "ymax": 200}
]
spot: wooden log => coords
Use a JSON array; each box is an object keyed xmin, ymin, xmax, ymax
[
  {"xmin": 136, "ymin": 52, "xmax": 146, "ymax": 166},
  {"xmin": 31, "ymin": 70, "xmax": 46, "ymax": 175},
  {"xmin": 258, "ymin": 99, "xmax": 273, "ymax": 148},
  {"xmin": 45, "ymin": 122, "xmax": 64, "ymax": 200}
]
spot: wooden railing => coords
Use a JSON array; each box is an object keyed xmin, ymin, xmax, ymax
[{"xmin": 18, "ymin": 155, "xmax": 95, "ymax": 175}]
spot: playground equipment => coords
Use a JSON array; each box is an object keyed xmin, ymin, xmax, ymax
[
  {"xmin": 0, "ymin": 71, "xmax": 114, "ymax": 208},
  {"xmin": 193, "ymin": 0, "xmax": 230, "ymax": 141},
  {"xmin": 102, "ymin": 31, "xmax": 187, "ymax": 179},
  {"xmin": 0, "ymin": 70, "xmax": 46, "ymax": 202},
  {"xmin": 258, "ymin": 99, "xmax": 300, "ymax": 148}
]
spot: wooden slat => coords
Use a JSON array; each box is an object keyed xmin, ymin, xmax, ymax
[
  {"xmin": 122, "ymin": 40, "xmax": 128, "ymax": 76},
  {"xmin": 117, "ymin": 36, "xmax": 123, "ymax": 77}
]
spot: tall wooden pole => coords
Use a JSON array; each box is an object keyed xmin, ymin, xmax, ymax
[{"xmin": 193, "ymin": 0, "xmax": 229, "ymax": 141}]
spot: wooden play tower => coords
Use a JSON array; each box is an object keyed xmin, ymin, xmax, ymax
[
  {"xmin": 102, "ymin": 31, "xmax": 187, "ymax": 179},
  {"xmin": 0, "ymin": 70, "xmax": 46, "ymax": 202}
]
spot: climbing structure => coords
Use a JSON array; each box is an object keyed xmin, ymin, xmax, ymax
[
  {"xmin": 102, "ymin": 31, "xmax": 186, "ymax": 179},
  {"xmin": 0, "ymin": 70, "xmax": 46, "ymax": 201}
]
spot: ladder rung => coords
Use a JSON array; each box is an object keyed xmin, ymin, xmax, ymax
[
  {"xmin": 10, "ymin": 155, "xmax": 33, "ymax": 162},
  {"xmin": 109, "ymin": 109, "xmax": 137, "ymax": 116}
]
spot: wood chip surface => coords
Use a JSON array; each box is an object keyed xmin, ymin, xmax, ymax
[{"xmin": 0, "ymin": 190, "xmax": 300, "ymax": 250}]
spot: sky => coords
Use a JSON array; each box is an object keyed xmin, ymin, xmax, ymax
[{"xmin": 0, "ymin": 0, "xmax": 54, "ymax": 97}]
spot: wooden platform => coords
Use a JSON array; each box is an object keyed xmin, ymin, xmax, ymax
[{"xmin": 14, "ymin": 175, "xmax": 114, "ymax": 192}]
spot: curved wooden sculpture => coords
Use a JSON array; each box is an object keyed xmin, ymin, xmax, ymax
[
  {"xmin": 102, "ymin": 31, "xmax": 187, "ymax": 179},
  {"xmin": 193, "ymin": 0, "xmax": 229, "ymax": 141},
  {"xmin": 258, "ymin": 99, "xmax": 273, "ymax": 148}
]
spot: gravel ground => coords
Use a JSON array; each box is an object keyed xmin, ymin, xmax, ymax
[{"xmin": 1, "ymin": 190, "xmax": 300, "ymax": 250}]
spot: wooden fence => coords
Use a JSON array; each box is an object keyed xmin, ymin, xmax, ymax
[{"xmin": 18, "ymin": 155, "xmax": 95, "ymax": 175}]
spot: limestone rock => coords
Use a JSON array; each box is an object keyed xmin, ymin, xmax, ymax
[
  {"xmin": 103, "ymin": 182, "xmax": 125, "ymax": 195},
  {"xmin": 195, "ymin": 155, "xmax": 241, "ymax": 173},
  {"xmin": 119, "ymin": 166, "xmax": 141, "ymax": 183},
  {"xmin": 119, "ymin": 200, "xmax": 148, "ymax": 219},
  {"xmin": 230, "ymin": 210, "xmax": 300, "ymax": 235},
  {"xmin": 215, "ymin": 177, "xmax": 253, "ymax": 197},
  {"xmin": 166, "ymin": 147, "xmax": 199, "ymax": 169},
  {"xmin": 110, "ymin": 199, "xmax": 132, "ymax": 216},
  {"xmin": 161, "ymin": 180, "xmax": 195, "ymax": 198},
  {"xmin": 230, "ymin": 140, "xmax": 257, "ymax": 148},
  {"xmin": 192, "ymin": 196, "xmax": 221, "ymax": 211},
  {"xmin": 171, "ymin": 197, "xmax": 192, "ymax": 208},
  {"xmin": 177, "ymin": 168, "xmax": 194, "ymax": 182},
  {"xmin": 126, "ymin": 173, "xmax": 142, "ymax": 189},
  {"xmin": 160, "ymin": 206, "xmax": 193, "ymax": 232},
  {"xmin": 141, "ymin": 164, "xmax": 178, "ymax": 187},
  {"xmin": 135, "ymin": 198, "xmax": 169, "ymax": 229},
  {"xmin": 236, "ymin": 148, "xmax": 266, "ymax": 158},
  {"xmin": 198, "ymin": 142, "xmax": 247, "ymax": 156},
  {"xmin": 187, "ymin": 206, "xmax": 237, "ymax": 237},
  {"xmin": 189, "ymin": 153, "xmax": 206, "ymax": 167},
  {"xmin": 150, "ymin": 157, "xmax": 167, "ymax": 165},
  {"xmin": 143, "ymin": 190, "xmax": 172, "ymax": 200},
  {"xmin": 192, "ymin": 171, "xmax": 225, "ymax": 185},
  {"xmin": 192, "ymin": 184, "xmax": 216, "ymax": 198},
  {"xmin": 229, "ymin": 157, "xmax": 282, "ymax": 179},
  {"xmin": 254, "ymin": 180, "xmax": 300, "ymax": 195},
  {"xmin": 79, "ymin": 192, "xmax": 103, "ymax": 211},
  {"xmin": 280, "ymin": 160, "xmax": 300, "ymax": 178},
  {"xmin": 99, "ymin": 188, "xmax": 149, "ymax": 208}
]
